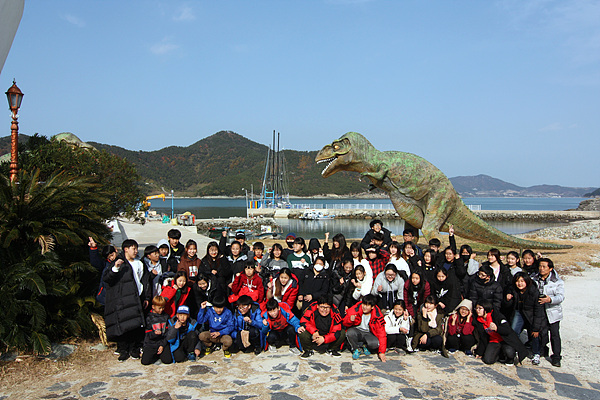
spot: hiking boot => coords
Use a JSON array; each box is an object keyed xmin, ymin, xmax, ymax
[
  {"xmin": 301, "ymin": 350, "xmax": 314, "ymax": 359},
  {"xmin": 362, "ymin": 346, "xmax": 371, "ymax": 356},
  {"xmin": 224, "ymin": 350, "xmax": 231, "ymax": 358},
  {"xmin": 289, "ymin": 347, "xmax": 301, "ymax": 356},
  {"xmin": 118, "ymin": 352, "xmax": 129, "ymax": 362},
  {"xmin": 352, "ymin": 349, "xmax": 361, "ymax": 360},
  {"xmin": 328, "ymin": 350, "xmax": 342, "ymax": 358},
  {"xmin": 204, "ymin": 346, "xmax": 213, "ymax": 356},
  {"xmin": 532, "ymin": 354, "xmax": 541, "ymax": 365}
]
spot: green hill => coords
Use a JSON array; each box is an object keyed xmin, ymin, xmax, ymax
[{"xmin": 88, "ymin": 131, "xmax": 367, "ymax": 196}]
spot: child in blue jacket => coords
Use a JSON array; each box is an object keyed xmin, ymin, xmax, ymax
[
  {"xmin": 197, "ymin": 294, "xmax": 235, "ymax": 358},
  {"xmin": 166, "ymin": 305, "xmax": 202, "ymax": 363},
  {"xmin": 232, "ymin": 295, "xmax": 264, "ymax": 354}
]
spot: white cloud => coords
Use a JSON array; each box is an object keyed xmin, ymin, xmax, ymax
[
  {"xmin": 150, "ymin": 37, "xmax": 180, "ymax": 55},
  {"xmin": 173, "ymin": 5, "xmax": 195, "ymax": 21},
  {"xmin": 539, "ymin": 122, "xmax": 563, "ymax": 132},
  {"xmin": 62, "ymin": 14, "xmax": 85, "ymax": 28}
]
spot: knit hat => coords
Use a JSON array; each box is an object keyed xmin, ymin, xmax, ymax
[
  {"xmin": 176, "ymin": 305, "xmax": 190, "ymax": 315},
  {"xmin": 453, "ymin": 298, "xmax": 473, "ymax": 313},
  {"xmin": 286, "ymin": 233, "xmax": 297, "ymax": 240}
]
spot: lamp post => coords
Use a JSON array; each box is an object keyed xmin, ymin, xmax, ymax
[{"xmin": 6, "ymin": 80, "xmax": 23, "ymax": 182}]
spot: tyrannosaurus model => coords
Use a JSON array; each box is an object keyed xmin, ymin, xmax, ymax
[{"xmin": 315, "ymin": 132, "xmax": 571, "ymax": 250}]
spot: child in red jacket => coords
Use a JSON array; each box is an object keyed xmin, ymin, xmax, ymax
[
  {"xmin": 298, "ymin": 297, "xmax": 345, "ymax": 358},
  {"xmin": 446, "ymin": 299, "xmax": 476, "ymax": 355},
  {"xmin": 343, "ymin": 294, "xmax": 387, "ymax": 362},
  {"xmin": 229, "ymin": 261, "xmax": 264, "ymax": 304}
]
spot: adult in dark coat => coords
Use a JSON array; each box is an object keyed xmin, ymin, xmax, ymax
[
  {"xmin": 360, "ymin": 219, "xmax": 393, "ymax": 251},
  {"xmin": 468, "ymin": 265, "xmax": 503, "ymax": 312},
  {"xmin": 103, "ymin": 240, "xmax": 151, "ymax": 361},
  {"xmin": 473, "ymin": 300, "xmax": 530, "ymax": 365}
]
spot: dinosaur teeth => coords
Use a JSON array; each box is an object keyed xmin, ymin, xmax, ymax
[{"xmin": 321, "ymin": 158, "xmax": 335, "ymax": 175}]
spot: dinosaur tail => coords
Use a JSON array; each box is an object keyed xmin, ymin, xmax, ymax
[{"xmin": 446, "ymin": 202, "xmax": 573, "ymax": 250}]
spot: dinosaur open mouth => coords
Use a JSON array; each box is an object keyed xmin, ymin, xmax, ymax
[{"xmin": 317, "ymin": 156, "xmax": 337, "ymax": 176}]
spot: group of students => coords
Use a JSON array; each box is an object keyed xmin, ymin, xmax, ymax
[{"xmin": 89, "ymin": 220, "xmax": 564, "ymax": 368}]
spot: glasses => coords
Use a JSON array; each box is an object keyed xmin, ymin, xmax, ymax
[{"xmin": 318, "ymin": 305, "xmax": 331, "ymax": 309}]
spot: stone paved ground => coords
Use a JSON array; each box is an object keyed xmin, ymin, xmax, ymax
[{"xmin": 2, "ymin": 346, "xmax": 600, "ymax": 400}]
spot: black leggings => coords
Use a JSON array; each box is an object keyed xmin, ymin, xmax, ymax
[
  {"xmin": 446, "ymin": 334, "xmax": 476, "ymax": 351},
  {"xmin": 141, "ymin": 344, "xmax": 173, "ymax": 365}
]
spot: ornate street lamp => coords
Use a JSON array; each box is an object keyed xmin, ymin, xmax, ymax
[{"xmin": 6, "ymin": 80, "xmax": 23, "ymax": 182}]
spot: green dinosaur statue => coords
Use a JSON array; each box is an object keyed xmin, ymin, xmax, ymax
[{"xmin": 315, "ymin": 132, "xmax": 571, "ymax": 250}]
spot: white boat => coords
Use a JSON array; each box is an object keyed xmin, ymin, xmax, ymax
[{"xmin": 299, "ymin": 210, "xmax": 335, "ymax": 220}]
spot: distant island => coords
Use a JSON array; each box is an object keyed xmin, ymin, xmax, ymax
[{"xmin": 1, "ymin": 131, "xmax": 597, "ymax": 198}]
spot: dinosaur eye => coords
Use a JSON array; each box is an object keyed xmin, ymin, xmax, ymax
[{"xmin": 334, "ymin": 144, "xmax": 339, "ymax": 150}]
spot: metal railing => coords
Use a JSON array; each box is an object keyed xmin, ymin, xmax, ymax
[{"xmin": 255, "ymin": 202, "xmax": 482, "ymax": 211}]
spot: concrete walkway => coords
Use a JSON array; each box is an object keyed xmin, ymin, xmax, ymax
[{"xmin": 113, "ymin": 220, "xmax": 214, "ymax": 251}]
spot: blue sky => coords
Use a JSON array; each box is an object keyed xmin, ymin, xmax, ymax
[{"xmin": 1, "ymin": 0, "xmax": 599, "ymax": 187}]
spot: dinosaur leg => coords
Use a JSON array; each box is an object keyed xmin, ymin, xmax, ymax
[
  {"xmin": 390, "ymin": 197, "xmax": 424, "ymax": 231},
  {"xmin": 420, "ymin": 196, "xmax": 455, "ymax": 243}
]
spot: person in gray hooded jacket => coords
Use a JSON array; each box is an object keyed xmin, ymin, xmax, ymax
[{"xmin": 531, "ymin": 258, "xmax": 564, "ymax": 367}]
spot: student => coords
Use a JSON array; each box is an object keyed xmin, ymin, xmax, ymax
[
  {"xmin": 401, "ymin": 241, "xmax": 423, "ymax": 272},
  {"xmin": 177, "ymin": 239, "xmax": 201, "ymax": 282},
  {"xmin": 142, "ymin": 245, "xmax": 164, "ymax": 297},
  {"xmin": 468, "ymin": 265, "xmax": 503, "ymax": 312},
  {"xmin": 161, "ymin": 271, "xmax": 191, "ymax": 317},
  {"xmin": 346, "ymin": 264, "xmax": 373, "ymax": 309},
  {"xmin": 323, "ymin": 232, "xmax": 351, "ymax": 272},
  {"xmin": 532, "ymin": 258, "xmax": 564, "ymax": 367},
  {"xmin": 229, "ymin": 260, "xmax": 264, "ymax": 304},
  {"xmin": 261, "ymin": 299, "xmax": 303, "ymax": 355},
  {"xmin": 191, "ymin": 273, "xmax": 217, "ymax": 310},
  {"xmin": 282, "ymin": 233, "xmax": 297, "ymax": 259},
  {"xmin": 503, "ymin": 272, "xmax": 545, "ymax": 365},
  {"xmin": 371, "ymin": 264, "xmax": 404, "ymax": 313},
  {"xmin": 298, "ymin": 297, "xmax": 345, "ymax": 358},
  {"xmin": 412, "ymin": 295, "xmax": 444, "ymax": 352},
  {"xmin": 428, "ymin": 237, "xmax": 442, "ymax": 265},
  {"xmin": 287, "ymin": 237, "xmax": 312, "ymax": 283},
  {"xmin": 265, "ymin": 268, "xmax": 299, "ymax": 311},
  {"xmin": 88, "ymin": 237, "xmax": 117, "ymax": 306},
  {"xmin": 506, "ymin": 251, "xmax": 523, "ymax": 276},
  {"xmin": 350, "ymin": 242, "xmax": 373, "ymax": 282},
  {"xmin": 343, "ymin": 294, "xmax": 387, "ymax": 362},
  {"xmin": 260, "ymin": 243, "xmax": 288, "ymax": 281},
  {"xmin": 431, "ymin": 267, "xmax": 461, "ymax": 314},
  {"xmin": 141, "ymin": 296, "xmax": 172, "ymax": 365},
  {"xmin": 421, "ymin": 249, "xmax": 437, "ymax": 284},
  {"xmin": 482, "ymin": 248, "xmax": 512, "ymax": 291},
  {"xmin": 167, "ymin": 229, "xmax": 185, "ymax": 267},
  {"xmin": 307, "ymin": 238, "xmax": 326, "ymax": 266},
  {"xmin": 457, "ymin": 243, "xmax": 480, "ymax": 297},
  {"xmin": 226, "ymin": 240, "xmax": 249, "ymax": 278},
  {"xmin": 473, "ymin": 300, "xmax": 529, "ymax": 366},
  {"xmin": 249, "ymin": 242, "xmax": 265, "ymax": 267},
  {"xmin": 384, "ymin": 299, "xmax": 413, "ymax": 353},
  {"xmin": 401, "ymin": 228, "xmax": 423, "ymax": 257},
  {"xmin": 220, "ymin": 230, "xmax": 250, "ymax": 258},
  {"xmin": 331, "ymin": 258, "xmax": 355, "ymax": 312},
  {"xmin": 197, "ymin": 295, "xmax": 235, "ymax": 358},
  {"xmin": 521, "ymin": 249, "xmax": 539, "ymax": 275},
  {"xmin": 435, "ymin": 246, "xmax": 467, "ymax": 290},
  {"xmin": 404, "ymin": 270, "xmax": 431, "ymax": 318},
  {"xmin": 103, "ymin": 239, "xmax": 151, "ymax": 362},
  {"xmin": 297, "ymin": 256, "xmax": 330, "ymax": 312},
  {"xmin": 360, "ymin": 219, "xmax": 393, "ymax": 251},
  {"xmin": 365, "ymin": 246, "xmax": 390, "ymax": 278},
  {"xmin": 231, "ymin": 295, "xmax": 263, "ymax": 355},
  {"xmin": 445, "ymin": 299, "xmax": 476, "ymax": 355},
  {"xmin": 166, "ymin": 305, "xmax": 202, "ymax": 363},
  {"xmin": 157, "ymin": 239, "xmax": 177, "ymax": 273},
  {"xmin": 200, "ymin": 241, "xmax": 232, "ymax": 297}
]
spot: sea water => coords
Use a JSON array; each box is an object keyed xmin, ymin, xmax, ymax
[{"xmin": 149, "ymin": 197, "xmax": 584, "ymax": 237}]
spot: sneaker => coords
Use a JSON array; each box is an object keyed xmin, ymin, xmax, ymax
[
  {"xmin": 551, "ymin": 358, "xmax": 561, "ymax": 368},
  {"xmin": 362, "ymin": 347, "xmax": 371, "ymax": 356},
  {"xmin": 447, "ymin": 348, "xmax": 457, "ymax": 354},
  {"xmin": 352, "ymin": 349, "xmax": 361, "ymax": 360},
  {"xmin": 224, "ymin": 350, "xmax": 231, "ymax": 358},
  {"xmin": 187, "ymin": 353, "xmax": 197, "ymax": 362},
  {"xmin": 301, "ymin": 350, "xmax": 314, "ymax": 359},
  {"xmin": 406, "ymin": 342, "xmax": 414, "ymax": 353},
  {"xmin": 129, "ymin": 349, "xmax": 141, "ymax": 359},
  {"xmin": 204, "ymin": 347, "xmax": 213, "ymax": 356},
  {"xmin": 118, "ymin": 352, "xmax": 129, "ymax": 362},
  {"xmin": 289, "ymin": 347, "xmax": 301, "ymax": 356},
  {"xmin": 505, "ymin": 359, "xmax": 514, "ymax": 366},
  {"xmin": 214, "ymin": 344, "xmax": 222, "ymax": 351},
  {"xmin": 465, "ymin": 350, "xmax": 474, "ymax": 357},
  {"xmin": 532, "ymin": 354, "xmax": 541, "ymax": 365},
  {"xmin": 328, "ymin": 349, "xmax": 342, "ymax": 358},
  {"xmin": 254, "ymin": 348, "xmax": 262, "ymax": 356},
  {"xmin": 268, "ymin": 344, "xmax": 277, "ymax": 353}
]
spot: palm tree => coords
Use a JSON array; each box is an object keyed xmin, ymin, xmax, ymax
[{"xmin": 0, "ymin": 170, "xmax": 113, "ymax": 353}]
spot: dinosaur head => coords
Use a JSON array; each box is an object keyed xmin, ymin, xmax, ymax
[{"xmin": 315, "ymin": 132, "xmax": 367, "ymax": 178}]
